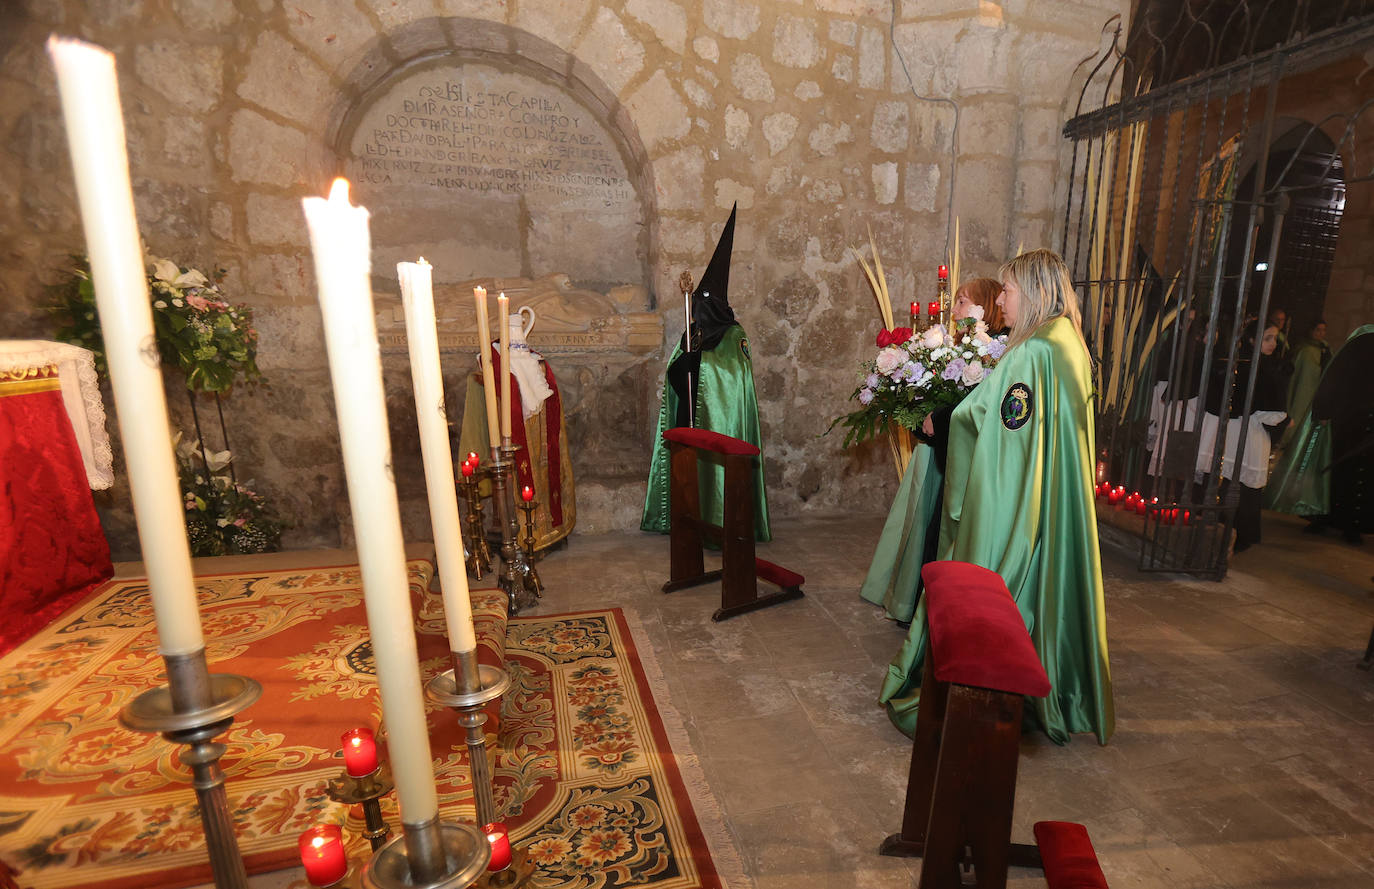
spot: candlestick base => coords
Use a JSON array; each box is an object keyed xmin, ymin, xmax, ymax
[
  {"xmin": 489, "ymin": 445, "xmax": 540, "ymax": 615},
  {"xmin": 515, "ymin": 500, "xmax": 544, "ymax": 595},
  {"xmin": 326, "ymin": 765, "xmax": 395, "ymax": 851},
  {"xmin": 120, "ymin": 667, "xmax": 262, "ymax": 889},
  {"xmin": 460, "ymin": 474, "xmax": 493, "ymax": 579},
  {"xmin": 361, "ymin": 820, "xmax": 490, "ymax": 889},
  {"xmin": 425, "ymin": 663, "xmax": 511, "ymax": 826},
  {"xmin": 474, "ymin": 847, "xmax": 536, "ymax": 889}
]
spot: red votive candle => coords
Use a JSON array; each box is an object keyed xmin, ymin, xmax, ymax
[
  {"xmin": 938, "ymin": 264, "xmax": 948, "ymax": 280},
  {"xmin": 484, "ymin": 822, "xmax": 512, "ymax": 871},
  {"xmin": 1107, "ymin": 487, "xmax": 1122, "ymax": 505},
  {"xmin": 467, "ymin": 451, "xmax": 480, "ymax": 468},
  {"xmin": 521, "ymin": 485, "xmax": 534, "ymax": 502},
  {"xmin": 299, "ymin": 825, "xmax": 348, "ymax": 886},
  {"xmin": 910, "ymin": 301, "xmax": 918, "ymax": 318},
  {"xmin": 340, "ymin": 727, "xmax": 377, "ymax": 777},
  {"xmin": 461, "ymin": 459, "xmax": 474, "ymax": 478},
  {"xmin": 927, "ymin": 301, "xmax": 939, "ymax": 317}
]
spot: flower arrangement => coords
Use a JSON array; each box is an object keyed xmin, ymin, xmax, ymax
[
  {"xmin": 175, "ymin": 434, "xmax": 282, "ymax": 556},
  {"xmin": 51, "ymin": 253, "xmax": 262, "ymax": 393},
  {"xmin": 832, "ymin": 308, "xmax": 1009, "ymax": 447}
]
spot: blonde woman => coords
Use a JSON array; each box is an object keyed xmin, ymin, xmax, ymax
[{"xmin": 880, "ymin": 249, "xmax": 1115, "ymax": 745}]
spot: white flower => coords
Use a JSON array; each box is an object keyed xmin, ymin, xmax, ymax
[
  {"xmin": 151, "ymin": 258, "xmax": 180, "ymax": 282},
  {"xmin": 968, "ymin": 304, "xmax": 985, "ymax": 321},
  {"xmin": 174, "ymin": 268, "xmax": 209, "ymax": 288},
  {"xmin": 920, "ymin": 325, "xmax": 945, "ymax": 349},
  {"xmin": 974, "ymin": 329, "xmax": 993, "ymax": 346},
  {"xmin": 172, "ymin": 298, "xmax": 184, "ymax": 308},
  {"xmin": 153, "ymin": 299, "xmax": 168, "ymax": 309},
  {"xmin": 961, "ymin": 359, "xmax": 986, "ymax": 386},
  {"xmin": 205, "ymin": 449, "xmax": 233, "ymax": 472},
  {"xmin": 875, "ymin": 346, "xmax": 906, "ymax": 375},
  {"xmin": 962, "ymin": 350, "xmax": 973, "ymax": 360}
]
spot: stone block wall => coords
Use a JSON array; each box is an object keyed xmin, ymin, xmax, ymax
[{"xmin": 0, "ymin": 0, "xmax": 1126, "ymax": 558}]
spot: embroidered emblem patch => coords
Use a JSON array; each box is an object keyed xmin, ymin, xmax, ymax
[
  {"xmin": 1000, "ymin": 382, "xmax": 1034, "ymax": 430},
  {"xmin": 740, "ymin": 337, "xmax": 751, "ymax": 360}
]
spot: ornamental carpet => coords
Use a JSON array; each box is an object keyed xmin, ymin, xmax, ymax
[{"xmin": 0, "ymin": 561, "xmax": 726, "ymax": 889}]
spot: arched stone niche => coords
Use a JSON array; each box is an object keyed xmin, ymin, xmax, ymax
[{"xmin": 326, "ymin": 18, "xmax": 656, "ymax": 301}]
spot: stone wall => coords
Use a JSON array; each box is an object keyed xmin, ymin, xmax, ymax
[{"xmin": 0, "ymin": 0, "xmax": 1127, "ymax": 558}]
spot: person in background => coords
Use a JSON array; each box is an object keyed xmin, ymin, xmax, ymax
[
  {"xmin": 1267, "ymin": 307, "xmax": 1289, "ymax": 360},
  {"xmin": 880, "ymin": 249, "xmax": 1114, "ymax": 746},
  {"xmin": 1283, "ymin": 319, "xmax": 1331, "ymax": 451}
]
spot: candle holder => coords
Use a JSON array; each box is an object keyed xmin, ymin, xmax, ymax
[
  {"xmin": 326, "ymin": 764, "xmax": 395, "ymax": 852},
  {"xmin": 459, "ymin": 471, "xmax": 493, "ymax": 580},
  {"xmin": 119, "ymin": 649, "xmax": 262, "ymax": 889},
  {"xmin": 360, "ymin": 817, "xmax": 490, "ymax": 889},
  {"xmin": 475, "ymin": 847, "xmax": 537, "ymax": 889},
  {"xmin": 516, "ymin": 499, "xmax": 544, "ymax": 596},
  {"xmin": 488, "ymin": 443, "xmax": 539, "ymax": 615},
  {"xmin": 425, "ymin": 649, "xmax": 511, "ymax": 827}
]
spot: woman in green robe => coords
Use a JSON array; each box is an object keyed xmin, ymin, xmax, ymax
[
  {"xmin": 879, "ymin": 250, "xmax": 1115, "ymax": 745},
  {"xmin": 860, "ymin": 278, "xmax": 1006, "ymax": 624}
]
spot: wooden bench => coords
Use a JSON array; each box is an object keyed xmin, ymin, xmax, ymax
[
  {"xmin": 880, "ymin": 560, "xmax": 1050, "ymax": 887},
  {"xmin": 660, "ymin": 427, "xmax": 804, "ymax": 621},
  {"xmin": 1033, "ymin": 821, "xmax": 1109, "ymax": 889}
]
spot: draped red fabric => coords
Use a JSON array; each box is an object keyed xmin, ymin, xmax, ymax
[
  {"xmin": 488, "ymin": 348, "xmax": 565, "ymax": 527},
  {"xmin": 0, "ymin": 381, "xmax": 113, "ymax": 655}
]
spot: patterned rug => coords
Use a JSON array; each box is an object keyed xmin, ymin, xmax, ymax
[{"xmin": 0, "ymin": 562, "xmax": 729, "ymax": 889}]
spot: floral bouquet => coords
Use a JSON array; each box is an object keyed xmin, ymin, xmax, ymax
[
  {"xmin": 832, "ymin": 308, "xmax": 1009, "ymax": 447},
  {"xmin": 175, "ymin": 433, "xmax": 283, "ymax": 556},
  {"xmin": 52, "ymin": 253, "xmax": 262, "ymax": 393}
]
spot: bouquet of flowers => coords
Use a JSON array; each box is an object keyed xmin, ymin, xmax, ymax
[
  {"xmin": 175, "ymin": 433, "xmax": 283, "ymax": 556},
  {"xmin": 52, "ymin": 253, "xmax": 262, "ymax": 393},
  {"xmin": 832, "ymin": 308, "xmax": 1009, "ymax": 447}
]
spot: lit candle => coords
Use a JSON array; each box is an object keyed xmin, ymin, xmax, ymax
[
  {"xmin": 473, "ymin": 287, "xmax": 500, "ymax": 451},
  {"xmin": 467, "ymin": 451, "xmax": 480, "ymax": 468},
  {"xmin": 299, "ymin": 825, "xmax": 348, "ymax": 886},
  {"xmin": 399, "ymin": 259, "xmax": 478, "ymax": 655},
  {"xmin": 684, "ymin": 285, "xmax": 693, "ymax": 352},
  {"xmin": 497, "ymin": 292, "xmax": 512, "ymax": 440},
  {"xmin": 460, "ymin": 460, "xmax": 474, "ymax": 478},
  {"xmin": 302, "ymin": 178, "xmax": 439, "ymax": 828},
  {"xmin": 341, "ymin": 727, "xmax": 378, "ymax": 777},
  {"xmin": 938, "ymin": 264, "xmax": 949, "ymax": 280},
  {"xmin": 47, "ymin": 37, "xmax": 204, "ymax": 657},
  {"xmin": 521, "ymin": 485, "xmax": 534, "ymax": 502},
  {"xmin": 927, "ymin": 301, "xmax": 939, "ymax": 317},
  {"xmin": 484, "ymin": 822, "xmax": 512, "ymax": 872}
]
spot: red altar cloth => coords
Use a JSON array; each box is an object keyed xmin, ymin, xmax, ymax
[{"xmin": 0, "ymin": 367, "xmax": 112, "ymax": 655}]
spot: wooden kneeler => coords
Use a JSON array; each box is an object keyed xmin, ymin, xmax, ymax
[
  {"xmin": 879, "ymin": 561, "xmax": 1051, "ymax": 888},
  {"xmin": 660, "ymin": 427, "xmax": 804, "ymax": 621}
]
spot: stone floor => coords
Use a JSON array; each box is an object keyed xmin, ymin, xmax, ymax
[{"xmin": 191, "ymin": 509, "xmax": 1374, "ymax": 889}]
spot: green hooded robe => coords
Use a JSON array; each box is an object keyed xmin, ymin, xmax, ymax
[
  {"xmin": 859, "ymin": 444, "xmax": 942, "ymax": 624},
  {"xmin": 878, "ymin": 316, "xmax": 1115, "ymax": 745},
  {"xmin": 640, "ymin": 324, "xmax": 772, "ymax": 541}
]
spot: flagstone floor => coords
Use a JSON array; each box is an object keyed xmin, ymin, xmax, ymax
[{"xmin": 184, "ymin": 510, "xmax": 1374, "ymax": 889}]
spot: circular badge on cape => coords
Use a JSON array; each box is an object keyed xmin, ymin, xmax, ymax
[
  {"xmin": 1000, "ymin": 382, "xmax": 1034, "ymax": 430},
  {"xmin": 740, "ymin": 337, "xmax": 751, "ymax": 360}
]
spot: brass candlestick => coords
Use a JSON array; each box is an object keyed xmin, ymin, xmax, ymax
[
  {"xmin": 516, "ymin": 498, "xmax": 543, "ymax": 595},
  {"xmin": 459, "ymin": 470, "xmax": 493, "ymax": 579},
  {"xmin": 489, "ymin": 442, "xmax": 539, "ymax": 614},
  {"xmin": 326, "ymin": 764, "xmax": 395, "ymax": 851},
  {"xmin": 120, "ymin": 649, "xmax": 262, "ymax": 889},
  {"xmin": 425, "ymin": 649, "xmax": 511, "ymax": 827}
]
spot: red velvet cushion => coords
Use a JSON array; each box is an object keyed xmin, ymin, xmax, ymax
[
  {"xmin": 921, "ymin": 561, "xmax": 1051, "ymax": 698},
  {"xmin": 755, "ymin": 557, "xmax": 803, "ymax": 589},
  {"xmin": 1033, "ymin": 821, "xmax": 1109, "ymax": 889},
  {"xmin": 663, "ymin": 427, "xmax": 760, "ymax": 456}
]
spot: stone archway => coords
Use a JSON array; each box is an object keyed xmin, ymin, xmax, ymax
[{"xmin": 322, "ymin": 17, "xmax": 657, "ymax": 299}]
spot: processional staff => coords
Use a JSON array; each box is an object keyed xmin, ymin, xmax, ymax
[{"xmin": 679, "ymin": 269, "xmax": 695, "ymax": 428}]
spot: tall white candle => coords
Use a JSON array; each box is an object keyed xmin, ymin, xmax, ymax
[
  {"xmin": 472, "ymin": 287, "xmax": 501, "ymax": 451},
  {"xmin": 303, "ymin": 180, "xmax": 439, "ymax": 827},
  {"xmin": 47, "ymin": 36, "xmax": 204, "ymax": 657},
  {"xmin": 497, "ymin": 292, "xmax": 512, "ymax": 440},
  {"xmin": 398, "ymin": 259, "xmax": 477, "ymax": 654}
]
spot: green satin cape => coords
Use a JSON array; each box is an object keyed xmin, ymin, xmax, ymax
[
  {"xmin": 859, "ymin": 444, "xmax": 942, "ymax": 624},
  {"xmin": 879, "ymin": 317, "xmax": 1115, "ymax": 745},
  {"xmin": 641, "ymin": 325, "xmax": 772, "ymax": 541}
]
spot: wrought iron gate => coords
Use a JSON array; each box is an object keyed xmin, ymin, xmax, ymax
[{"xmin": 1060, "ymin": 0, "xmax": 1374, "ymax": 578}]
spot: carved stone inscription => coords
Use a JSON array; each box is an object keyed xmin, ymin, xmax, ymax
[
  {"xmin": 351, "ymin": 67, "xmax": 633, "ymax": 206},
  {"xmin": 345, "ymin": 63, "xmax": 645, "ymax": 287}
]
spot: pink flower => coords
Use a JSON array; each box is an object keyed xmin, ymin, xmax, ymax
[{"xmin": 185, "ymin": 292, "xmax": 212, "ymax": 310}]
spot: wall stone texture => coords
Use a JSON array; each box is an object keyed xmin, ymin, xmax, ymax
[{"xmin": 1, "ymin": 0, "xmax": 1128, "ymax": 559}]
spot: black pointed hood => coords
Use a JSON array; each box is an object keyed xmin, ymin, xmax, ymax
[{"xmin": 686, "ymin": 203, "xmax": 738, "ymax": 353}]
